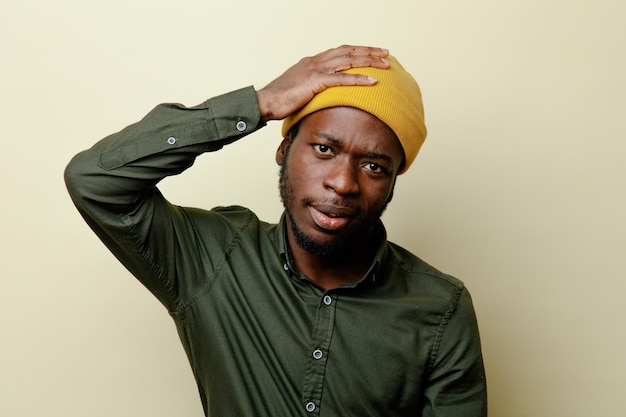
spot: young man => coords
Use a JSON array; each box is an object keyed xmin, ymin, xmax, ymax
[{"xmin": 65, "ymin": 45, "xmax": 486, "ymax": 416}]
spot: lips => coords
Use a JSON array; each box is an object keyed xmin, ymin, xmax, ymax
[{"xmin": 308, "ymin": 204, "xmax": 356, "ymax": 232}]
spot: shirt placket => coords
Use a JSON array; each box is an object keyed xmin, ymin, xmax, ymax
[{"xmin": 301, "ymin": 292, "xmax": 337, "ymax": 415}]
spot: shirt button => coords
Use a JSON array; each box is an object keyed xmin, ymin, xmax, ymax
[
  {"xmin": 236, "ymin": 120, "xmax": 247, "ymax": 132},
  {"xmin": 312, "ymin": 349, "xmax": 323, "ymax": 360},
  {"xmin": 323, "ymin": 295, "xmax": 332, "ymax": 306},
  {"xmin": 283, "ymin": 263, "xmax": 289, "ymax": 271},
  {"xmin": 305, "ymin": 402, "xmax": 316, "ymax": 412},
  {"xmin": 166, "ymin": 136, "xmax": 176, "ymax": 145}
]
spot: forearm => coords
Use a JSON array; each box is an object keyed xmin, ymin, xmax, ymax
[{"xmin": 65, "ymin": 86, "xmax": 264, "ymax": 212}]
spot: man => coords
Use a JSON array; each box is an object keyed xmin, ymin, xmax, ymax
[{"xmin": 65, "ymin": 45, "xmax": 486, "ymax": 416}]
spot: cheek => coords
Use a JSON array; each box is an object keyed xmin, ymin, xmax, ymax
[
  {"xmin": 363, "ymin": 182, "xmax": 395, "ymax": 208},
  {"xmin": 288, "ymin": 154, "xmax": 323, "ymax": 185},
  {"xmin": 282, "ymin": 156, "xmax": 314, "ymax": 197}
]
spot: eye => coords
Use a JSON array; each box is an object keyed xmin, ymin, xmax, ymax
[
  {"xmin": 364, "ymin": 162, "xmax": 385, "ymax": 174},
  {"xmin": 313, "ymin": 144, "xmax": 333, "ymax": 155}
]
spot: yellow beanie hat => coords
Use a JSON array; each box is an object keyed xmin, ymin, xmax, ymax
[{"xmin": 281, "ymin": 55, "xmax": 426, "ymax": 174}]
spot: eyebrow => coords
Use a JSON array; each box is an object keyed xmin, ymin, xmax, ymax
[
  {"xmin": 314, "ymin": 131, "xmax": 394, "ymax": 163},
  {"xmin": 314, "ymin": 131, "xmax": 341, "ymax": 145}
]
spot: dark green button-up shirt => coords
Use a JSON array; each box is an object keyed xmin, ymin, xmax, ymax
[{"xmin": 65, "ymin": 87, "xmax": 486, "ymax": 417}]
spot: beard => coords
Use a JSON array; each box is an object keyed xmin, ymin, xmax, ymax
[
  {"xmin": 279, "ymin": 157, "xmax": 390, "ymax": 257},
  {"xmin": 288, "ymin": 212, "xmax": 352, "ymax": 256}
]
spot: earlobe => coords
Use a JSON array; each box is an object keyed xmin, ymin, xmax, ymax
[{"xmin": 276, "ymin": 137, "xmax": 291, "ymax": 165}]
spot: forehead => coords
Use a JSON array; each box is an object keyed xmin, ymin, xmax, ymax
[{"xmin": 297, "ymin": 107, "xmax": 404, "ymax": 160}]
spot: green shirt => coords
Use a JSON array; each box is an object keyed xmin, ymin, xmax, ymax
[{"xmin": 65, "ymin": 87, "xmax": 487, "ymax": 416}]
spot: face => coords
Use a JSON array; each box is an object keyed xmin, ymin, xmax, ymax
[{"xmin": 276, "ymin": 107, "xmax": 404, "ymax": 256}]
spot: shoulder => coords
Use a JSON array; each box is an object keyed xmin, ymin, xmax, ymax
[
  {"xmin": 378, "ymin": 242, "xmax": 470, "ymax": 314},
  {"xmin": 194, "ymin": 205, "xmax": 278, "ymax": 239},
  {"xmin": 209, "ymin": 205, "xmax": 260, "ymax": 226},
  {"xmin": 180, "ymin": 204, "xmax": 261, "ymax": 226},
  {"xmin": 384, "ymin": 241, "xmax": 465, "ymax": 290},
  {"xmin": 371, "ymin": 240, "xmax": 477, "ymax": 327}
]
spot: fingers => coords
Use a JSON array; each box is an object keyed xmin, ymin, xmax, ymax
[
  {"xmin": 322, "ymin": 45, "xmax": 390, "ymax": 60},
  {"xmin": 306, "ymin": 45, "xmax": 390, "ymax": 89},
  {"xmin": 294, "ymin": 45, "xmax": 389, "ymax": 90},
  {"xmin": 256, "ymin": 45, "xmax": 391, "ymax": 121},
  {"xmin": 315, "ymin": 45, "xmax": 391, "ymax": 73},
  {"xmin": 330, "ymin": 72, "xmax": 378, "ymax": 87}
]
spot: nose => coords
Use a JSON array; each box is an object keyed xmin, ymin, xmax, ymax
[{"xmin": 323, "ymin": 158, "xmax": 360, "ymax": 196}]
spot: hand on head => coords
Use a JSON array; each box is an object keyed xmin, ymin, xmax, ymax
[{"xmin": 256, "ymin": 45, "xmax": 390, "ymax": 121}]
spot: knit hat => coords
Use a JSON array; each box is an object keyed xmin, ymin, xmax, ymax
[{"xmin": 281, "ymin": 55, "xmax": 426, "ymax": 174}]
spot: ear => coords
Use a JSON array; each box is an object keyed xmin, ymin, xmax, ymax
[{"xmin": 275, "ymin": 137, "xmax": 291, "ymax": 165}]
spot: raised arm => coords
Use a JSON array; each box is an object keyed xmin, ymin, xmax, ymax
[
  {"xmin": 64, "ymin": 45, "xmax": 390, "ymax": 310},
  {"xmin": 64, "ymin": 86, "xmax": 264, "ymax": 310},
  {"xmin": 65, "ymin": 45, "xmax": 390, "ymax": 217}
]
